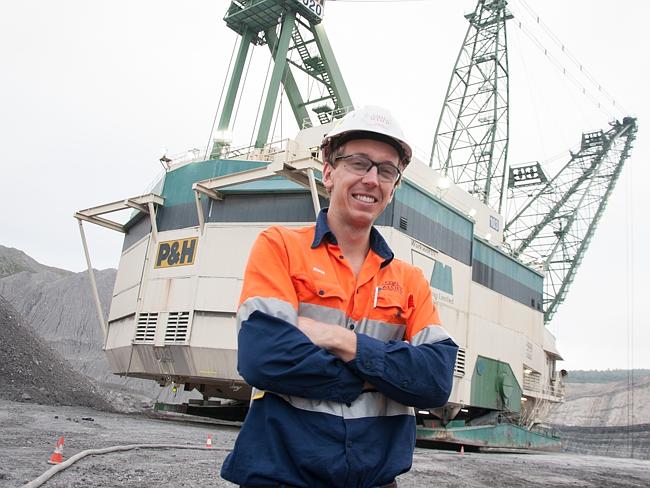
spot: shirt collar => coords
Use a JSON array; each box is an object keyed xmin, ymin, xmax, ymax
[{"xmin": 311, "ymin": 208, "xmax": 394, "ymax": 265}]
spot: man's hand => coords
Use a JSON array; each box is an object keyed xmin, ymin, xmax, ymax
[
  {"xmin": 296, "ymin": 316, "xmax": 335, "ymax": 348},
  {"xmin": 297, "ymin": 316, "xmax": 357, "ymax": 363}
]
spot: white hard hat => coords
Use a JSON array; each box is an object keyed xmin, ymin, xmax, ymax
[{"xmin": 321, "ymin": 105, "xmax": 413, "ymax": 166}]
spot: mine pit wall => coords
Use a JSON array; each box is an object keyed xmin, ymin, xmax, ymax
[{"xmin": 557, "ymin": 424, "xmax": 650, "ymax": 460}]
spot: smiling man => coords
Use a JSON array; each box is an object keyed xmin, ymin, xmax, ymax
[{"xmin": 221, "ymin": 106, "xmax": 458, "ymax": 488}]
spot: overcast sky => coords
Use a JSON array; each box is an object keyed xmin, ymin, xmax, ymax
[{"xmin": 1, "ymin": 0, "xmax": 648, "ymax": 371}]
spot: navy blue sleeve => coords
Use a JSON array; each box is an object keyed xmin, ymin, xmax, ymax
[
  {"xmin": 346, "ymin": 333, "xmax": 458, "ymax": 409},
  {"xmin": 238, "ymin": 311, "xmax": 364, "ymax": 403}
]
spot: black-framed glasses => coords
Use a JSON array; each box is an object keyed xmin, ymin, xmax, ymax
[{"xmin": 333, "ymin": 154, "xmax": 402, "ymax": 183}]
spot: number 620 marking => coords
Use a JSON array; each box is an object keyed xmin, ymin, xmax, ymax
[{"xmin": 301, "ymin": 0, "xmax": 323, "ymax": 17}]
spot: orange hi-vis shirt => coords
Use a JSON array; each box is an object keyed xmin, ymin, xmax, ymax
[
  {"xmin": 239, "ymin": 216, "xmax": 442, "ymax": 345},
  {"xmin": 222, "ymin": 209, "xmax": 458, "ymax": 488}
]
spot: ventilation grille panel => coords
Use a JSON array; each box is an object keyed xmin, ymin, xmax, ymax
[
  {"xmin": 399, "ymin": 216, "xmax": 408, "ymax": 230},
  {"xmin": 165, "ymin": 311, "xmax": 190, "ymax": 343},
  {"xmin": 134, "ymin": 312, "xmax": 158, "ymax": 343},
  {"xmin": 523, "ymin": 367, "xmax": 542, "ymax": 392},
  {"xmin": 454, "ymin": 347, "xmax": 466, "ymax": 377}
]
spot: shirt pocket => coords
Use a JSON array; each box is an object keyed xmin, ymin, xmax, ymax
[
  {"xmin": 292, "ymin": 273, "xmax": 346, "ymax": 305},
  {"xmin": 374, "ymin": 291, "xmax": 413, "ymax": 325}
]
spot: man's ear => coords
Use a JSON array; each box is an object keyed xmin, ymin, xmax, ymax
[
  {"xmin": 388, "ymin": 181, "xmax": 400, "ymax": 203},
  {"xmin": 322, "ymin": 162, "xmax": 334, "ymax": 192}
]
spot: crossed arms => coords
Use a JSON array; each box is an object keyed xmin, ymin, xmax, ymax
[{"xmin": 236, "ymin": 228, "xmax": 458, "ymax": 409}]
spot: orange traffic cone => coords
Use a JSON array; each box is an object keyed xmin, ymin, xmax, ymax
[
  {"xmin": 48, "ymin": 436, "xmax": 65, "ymax": 464},
  {"xmin": 205, "ymin": 434, "xmax": 213, "ymax": 449}
]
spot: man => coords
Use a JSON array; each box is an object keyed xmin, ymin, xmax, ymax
[{"xmin": 221, "ymin": 106, "xmax": 458, "ymax": 488}]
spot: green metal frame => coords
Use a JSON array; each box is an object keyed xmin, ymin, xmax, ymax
[
  {"xmin": 430, "ymin": 0, "xmax": 512, "ymax": 213},
  {"xmin": 213, "ymin": 0, "xmax": 353, "ymax": 152},
  {"xmin": 416, "ymin": 422, "xmax": 561, "ymax": 450},
  {"xmin": 433, "ymin": 1, "xmax": 640, "ymax": 323},
  {"xmin": 265, "ymin": 27, "xmax": 309, "ymax": 129},
  {"xmin": 217, "ymin": 30, "xmax": 254, "ymax": 138},
  {"xmin": 312, "ymin": 23, "xmax": 352, "ymax": 114},
  {"xmin": 504, "ymin": 118, "xmax": 638, "ymax": 323},
  {"xmin": 255, "ymin": 10, "xmax": 297, "ymax": 147}
]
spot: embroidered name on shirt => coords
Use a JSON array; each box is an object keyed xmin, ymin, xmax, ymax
[{"xmin": 380, "ymin": 280, "xmax": 403, "ymax": 295}]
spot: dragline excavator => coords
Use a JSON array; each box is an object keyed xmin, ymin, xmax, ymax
[
  {"xmin": 429, "ymin": 0, "xmax": 638, "ymax": 324},
  {"xmin": 75, "ymin": 0, "xmax": 637, "ymax": 449}
]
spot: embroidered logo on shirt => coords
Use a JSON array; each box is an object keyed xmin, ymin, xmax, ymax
[{"xmin": 380, "ymin": 280, "xmax": 403, "ymax": 295}]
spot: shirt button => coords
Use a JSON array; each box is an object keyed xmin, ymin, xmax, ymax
[
  {"xmin": 339, "ymin": 255, "xmax": 344, "ymax": 259},
  {"xmin": 348, "ymin": 322, "xmax": 355, "ymax": 330},
  {"xmin": 364, "ymin": 360, "xmax": 372, "ymax": 369},
  {"xmin": 318, "ymin": 290, "xmax": 325, "ymax": 296},
  {"xmin": 402, "ymin": 380, "xmax": 409, "ymax": 387},
  {"xmin": 346, "ymin": 440, "xmax": 352, "ymax": 448}
]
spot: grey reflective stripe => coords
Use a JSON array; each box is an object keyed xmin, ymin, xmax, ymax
[
  {"xmin": 237, "ymin": 297, "xmax": 297, "ymax": 327},
  {"xmin": 275, "ymin": 391, "xmax": 414, "ymax": 419},
  {"xmin": 298, "ymin": 302, "xmax": 346, "ymax": 326},
  {"xmin": 298, "ymin": 302, "xmax": 405, "ymax": 341},
  {"xmin": 275, "ymin": 393, "xmax": 343, "ymax": 417},
  {"xmin": 411, "ymin": 325, "xmax": 453, "ymax": 346},
  {"xmin": 356, "ymin": 318, "xmax": 405, "ymax": 342},
  {"xmin": 344, "ymin": 391, "xmax": 414, "ymax": 419}
]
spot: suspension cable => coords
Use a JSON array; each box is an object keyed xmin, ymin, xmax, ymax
[
  {"xmin": 509, "ymin": 2, "xmax": 626, "ymax": 118},
  {"xmin": 334, "ymin": 0, "xmax": 627, "ymax": 119},
  {"xmin": 271, "ymin": 87, "xmax": 283, "ymax": 142},
  {"xmin": 272, "ymin": 35, "xmax": 294, "ymax": 142},
  {"xmin": 249, "ymin": 23, "xmax": 280, "ymax": 148},
  {"xmin": 518, "ymin": 0, "xmax": 627, "ymax": 114},
  {"xmin": 203, "ymin": 33, "xmax": 239, "ymax": 160},
  {"xmin": 231, "ymin": 43, "xmax": 255, "ymax": 143},
  {"xmin": 624, "ymin": 148, "xmax": 636, "ymax": 457},
  {"xmin": 511, "ymin": 20, "xmax": 616, "ymax": 120}
]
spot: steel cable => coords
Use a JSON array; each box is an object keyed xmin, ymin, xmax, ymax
[{"xmin": 204, "ymin": 33, "xmax": 239, "ymax": 160}]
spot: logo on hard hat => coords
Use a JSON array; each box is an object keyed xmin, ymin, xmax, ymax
[{"xmin": 369, "ymin": 113, "xmax": 391, "ymax": 127}]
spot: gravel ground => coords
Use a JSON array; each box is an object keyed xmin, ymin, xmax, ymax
[
  {"xmin": 2, "ymin": 399, "xmax": 650, "ymax": 488},
  {"xmin": 3, "ymin": 289, "xmax": 650, "ymax": 487},
  {"xmin": 0, "ymin": 399, "xmax": 236, "ymax": 488}
]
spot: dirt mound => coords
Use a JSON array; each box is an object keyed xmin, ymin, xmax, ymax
[{"xmin": 0, "ymin": 294, "xmax": 114, "ymax": 411}]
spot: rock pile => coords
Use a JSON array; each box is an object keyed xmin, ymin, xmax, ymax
[
  {"xmin": 0, "ymin": 245, "xmax": 161, "ymax": 399},
  {"xmin": 0, "ymin": 294, "xmax": 114, "ymax": 410}
]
